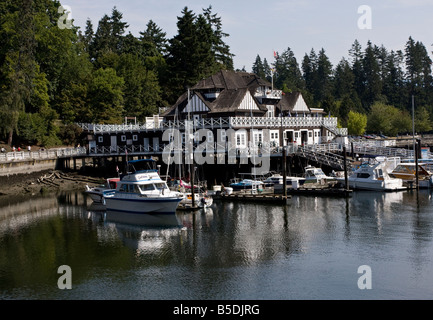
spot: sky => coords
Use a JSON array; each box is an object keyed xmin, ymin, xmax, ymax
[{"xmin": 63, "ymin": 0, "xmax": 433, "ymax": 70}]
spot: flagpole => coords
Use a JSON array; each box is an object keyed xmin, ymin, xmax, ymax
[{"xmin": 271, "ymin": 68, "xmax": 274, "ymax": 92}]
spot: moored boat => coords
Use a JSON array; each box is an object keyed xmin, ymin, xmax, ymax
[
  {"xmin": 85, "ymin": 177, "xmax": 120, "ymax": 203},
  {"xmin": 389, "ymin": 162, "xmax": 433, "ymax": 188},
  {"xmin": 341, "ymin": 157, "xmax": 405, "ymax": 191},
  {"xmin": 304, "ymin": 165, "xmax": 335, "ymax": 184},
  {"xmin": 229, "ymin": 179, "xmax": 264, "ymax": 191},
  {"xmin": 104, "ymin": 161, "xmax": 183, "ymax": 220}
]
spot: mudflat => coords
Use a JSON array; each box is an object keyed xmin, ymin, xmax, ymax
[{"xmin": 0, "ymin": 170, "xmax": 105, "ymax": 197}]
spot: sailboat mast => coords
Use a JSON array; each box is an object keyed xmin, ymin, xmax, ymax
[{"xmin": 187, "ymin": 88, "xmax": 196, "ymax": 208}]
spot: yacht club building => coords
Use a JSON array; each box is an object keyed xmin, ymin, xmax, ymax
[{"xmin": 84, "ymin": 70, "xmax": 347, "ymax": 156}]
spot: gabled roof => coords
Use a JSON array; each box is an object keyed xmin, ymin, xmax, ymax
[
  {"xmin": 162, "ymin": 70, "xmax": 272, "ymax": 117},
  {"xmin": 276, "ymin": 92, "xmax": 314, "ymax": 114}
]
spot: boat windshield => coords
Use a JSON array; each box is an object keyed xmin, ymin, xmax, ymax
[
  {"xmin": 154, "ymin": 182, "xmax": 168, "ymax": 190},
  {"xmin": 138, "ymin": 183, "xmax": 156, "ymax": 192}
]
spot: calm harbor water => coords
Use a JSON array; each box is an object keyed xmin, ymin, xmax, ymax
[{"xmin": 1, "ymin": 188, "xmax": 433, "ymax": 300}]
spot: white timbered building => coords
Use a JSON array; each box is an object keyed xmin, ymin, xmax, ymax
[{"xmin": 86, "ymin": 70, "xmax": 347, "ymax": 155}]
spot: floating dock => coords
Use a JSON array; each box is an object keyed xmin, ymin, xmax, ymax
[
  {"xmin": 214, "ymin": 191, "xmax": 291, "ymax": 204},
  {"xmin": 286, "ymin": 186, "xmax": 353, "ymax": 197}
]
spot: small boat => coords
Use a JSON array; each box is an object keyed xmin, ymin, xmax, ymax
[
  {"xmin": 85, "ymin": 177, "xmax": 120, "ymax": 203},
  {"xmin": 104, "ymin": 160, "xmax": 183, "ymax": 220},
  {"xmin": 304, "ymin": 165, "xmax": 335, "ymax": 184},
  {"xmin": 263, "ymin": 173, "xmax": 306, "ymax": 186},
  {"xmin": 178, "ymin": 192, "xmax": 214, "ymax": 209},
  {"xmin": 389, "ymin": 162, "xmax": 433, "ymax": 188},
  {"xmin": 229, "ymin": 179, "xmax": 264, "ymax": 191},
  {"xmin": 169, "ymin": 178, "xmax": 214, "ymax": 210},
  {"xmin": 341, "ymin": 157, "xmax": 405, "ymax": 191}
]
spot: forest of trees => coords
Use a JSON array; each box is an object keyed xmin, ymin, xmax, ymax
[
  {"xmin": 1, "ymin": 0, "xmax": 432, "ymax": 147},
  {"xmin": 252, "ymin": 38, "xmax": 433, "ymax": 136}
]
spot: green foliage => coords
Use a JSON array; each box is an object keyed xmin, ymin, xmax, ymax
[
  {"xmin": 88, "ymin": 68, "xmax": 125, "ymax": 124},
  {"xmin": 58, "ymin": 123, "xmax": 84, "ymax": 146},
  {"xmin": 347, "ymin": 111, "xmax": 367, "ymax": 135},
  {"xmin": 367, "ymin": 102, "xmax": 412, "ymax": 136},
  {"xmin": 415, "ymin": 106, "xmax": 433, "ymax": 133},
  {"xmin": 3, "ymin": 1, "xmax": 433, "ymax": 147}
]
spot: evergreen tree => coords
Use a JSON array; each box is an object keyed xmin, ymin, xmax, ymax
[
  {"xmin": 361, "ymin": 41, "xmax": 383, "ymax": 107},
  {"xmin": 316, "ymin": 48, "xmax": 333, "ymax": 103},
  {"xmin": 348, "ymin": 40, "xmax": 365, "ymax": 109},
  {"xmin": 333, "ymin": 58, "xmax": 355, "ymax": 99},
  {"xmin": 202, "ymin": 5, "xmax": 234, "ymax": 70},
  {"xmin": 274, "ymin": 47, "xmax": 304, "ymax": 93},
  {"xmin": 263, "ymin": 58, "xmax": 272, "ymax": 82},
  {"xmin": 404, "ymin": 37, "xmax": 433, "ymax": 107},
  {"xmin": 139, "ymin": 20, "xmax": 167, "ymax": 56},
  {"xmin": 302, "ymin": 49, "xmax": 318, "ymax": 102},
  {"xmin": 382, "ymin": 50, "xmax": 405, "ymax": 109},
  {"xmin": 252, "ymin": 55, "xmax": 265, "ymax": 79}
]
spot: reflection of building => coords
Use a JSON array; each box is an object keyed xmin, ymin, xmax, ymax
[{"xmin": 83, "ymin": 70, "xmax": 347, "ymax": 155}]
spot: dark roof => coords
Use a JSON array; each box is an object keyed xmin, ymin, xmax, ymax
[
  {"xmin": 162, "ymin": 70, "xmax": 273, "ymax": 117},
  {"xmin": 276, "ymin": 91, "xmax": 301, "ymax": 114}
]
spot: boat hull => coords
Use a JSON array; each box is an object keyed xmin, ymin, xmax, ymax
[
  {"xmin": 105, "ymin": 196, "xmax": 182, "ymax": 214},
  {"xmin": 85, "ymin": 190, "xmax": 104, "ymax": 203},
  {"xmin": 347, "ymin": 178, "xmax": 405, "ymax": 191}
]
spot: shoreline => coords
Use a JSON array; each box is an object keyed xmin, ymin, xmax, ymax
[{"xmin": 0, "ymin": 169, "xmax": 105, "ymax": 198}]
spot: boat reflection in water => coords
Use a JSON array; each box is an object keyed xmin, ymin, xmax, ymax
[{"xmin": 105, "ymin": 210, "xmax": 182, "ymax": 227}]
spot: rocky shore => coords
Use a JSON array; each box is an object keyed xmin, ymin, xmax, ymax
[{"xmin": 0, "ymin": 169, "xmax": 106, "ymax": 197}]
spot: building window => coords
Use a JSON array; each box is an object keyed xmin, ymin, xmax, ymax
[
  {"xmin": 309, "ymin": 132, "xmax": 312, "ymax": 138},
  {"xmin": 133, "ymin": 135, "xmax": 138, "ymax": 141},
  {"xmin": 121, "ymin": 135, "xmax": 126, "ymax": 142},
  {"xmin": 98, "ymin": 136, "xmax": 103, "ymax": 143},
  {"xmin": 266, "ymin": 105, "xmax": 274, "ymax": 118},
  {"xmin": 236, "ymin": 132, "xmax": 246, "ymax": 147}
]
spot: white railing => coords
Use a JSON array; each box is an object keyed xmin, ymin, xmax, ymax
[
  {"xmin": 229, "ymin": 116, "xmax": 341, "ymax": 132},
  {"xmin": 0, "ymin": 147, "xmax": 87, "ymax": 162},
  {"xmin": 78, "ymin": 116, "xmax": 344, "ymax": 133}
]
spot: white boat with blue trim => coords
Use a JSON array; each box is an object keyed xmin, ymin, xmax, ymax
[{"xmin": 104, "ymin": 160, "xmax": 183, "ymax": 221}]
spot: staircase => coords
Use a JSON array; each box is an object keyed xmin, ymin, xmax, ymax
[{"xmin": 296, "ymin": 145, "xmax": 353, "ymax": 171}]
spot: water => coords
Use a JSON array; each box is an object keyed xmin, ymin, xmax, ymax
[{"xmin": 1, "ymin": 189, "xmax": 433, "ymax": 300}]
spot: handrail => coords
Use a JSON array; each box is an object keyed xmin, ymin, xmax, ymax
[{"xmin": 0, "ymin": 147, "xmax": 87, "ymax": 162}]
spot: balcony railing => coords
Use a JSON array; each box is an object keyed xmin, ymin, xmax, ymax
[
  {"xmin": 78, "ymin": 116, "xmax": 345, "ymax": 135},
  {"xmin": 0, "ymin": 147, "xmax": 87, "ymax": 162}
]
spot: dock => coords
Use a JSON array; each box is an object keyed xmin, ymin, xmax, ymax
[
  {"xmin": 214, "ymin": 191, "xmax": 291, "ymax": 204},
  {"xmin": 286, "ymin": 186, "xmax": 353, "ymax": 197}
]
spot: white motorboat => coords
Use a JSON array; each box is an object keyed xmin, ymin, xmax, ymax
[
  {"xmin": 389, "ymin": 162, "xmax": 433, "ymax": 188},
  {"xmin": 85, "ymin": 177, "xmax": 120, "ymax": 203},
  {"xmin": 341, "ymin": 157, "xmax": 405, "ymax": 191},
  {"xmin": 104, "ymin": 160, "xmax": 183, "ymax": 220},
  {"xmin": 304, "ymin": 165, "xmax": 335, "ymax": 184},
  {"xmin": 263, "ymin": 173, "xmax": 306, "ymax": 186}
]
